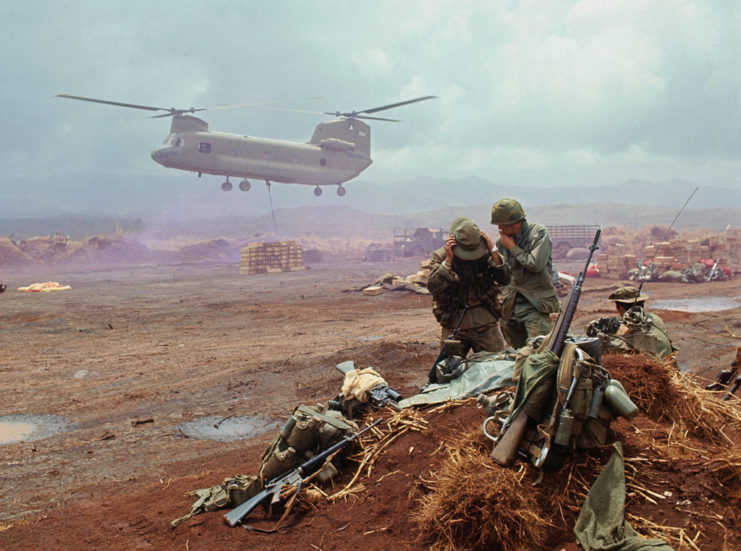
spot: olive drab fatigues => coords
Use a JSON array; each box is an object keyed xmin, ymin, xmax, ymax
[
  {"xmin": 600, "ymin": 307, "xmax": 676, "ymax": 363},
  {"xmin": 496, "ymin": 221, "xmax": 560, "ymax": 349},
  {"xmin": 428, "ymin": 248, "xmax": 511, "ymax": 357}
]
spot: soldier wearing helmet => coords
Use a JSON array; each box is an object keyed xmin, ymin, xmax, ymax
[
  {"xmin": 427, "ymin": 216, "xmax": 511, "ymax": 361},
  {"xmin": 490, "ymin": 198, "xmax": 559, "ymax": 349}
]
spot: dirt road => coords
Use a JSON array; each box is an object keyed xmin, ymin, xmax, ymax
[{"xmin": 0, "ymin": 258, "xmax": 738, "ymax": 549}]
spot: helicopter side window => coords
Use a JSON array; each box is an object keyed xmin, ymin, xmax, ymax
[{"xmin": 198, "ymin": 142, "xmax": 212, "ymax": 153}]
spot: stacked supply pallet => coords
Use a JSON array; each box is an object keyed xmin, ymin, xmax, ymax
[
  {"xmin": 596, "ymin": 244, "xmax": 632, "ymax": 278},
  {"xmin": 702, "ymin": 231, "xmax": 741, "ymax": 273},
  {"xmin": 240, "ymin": 241, "xmax": 305, "ymax": 275}
]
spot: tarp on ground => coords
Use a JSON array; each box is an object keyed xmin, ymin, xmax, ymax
[{"xmin": 399, "ymin": 353, "xmax": 515, "ymax": 408}]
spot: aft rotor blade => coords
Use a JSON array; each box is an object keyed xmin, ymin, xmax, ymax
[
  {"xmin": 355, "ymin": 115, "xmax": 400, "ymax": 122},
  {"xmin": 358, "ymin": 95, "xmax": 437, "ymax": 115},
  {"xmin": 206, "ymin": 96, "xmax": 325, "ymax": 111},
  {"xmin": 57, "ymin": 94, "xmax": 169, "ymax": 113}
]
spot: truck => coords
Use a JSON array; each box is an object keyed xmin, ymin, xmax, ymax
[
  {"xmin": 546, "ymin": 225, "xmax": 602, "ymax": 259},
  {"xmin": 393, "ymin": 227, "xmax": 446, "ymax": 258}
]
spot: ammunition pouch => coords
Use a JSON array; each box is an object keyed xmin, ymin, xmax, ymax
[
  {"xmin": 171, "ymin": 474, "xmax": 261, "ymax": 528},
  {"xmin": 259, "ymin": 404, "xmax": 358, "ymax": 482},
  {"xmin": 520, "ymin": 340, "xmax": 618, "ymax": 468}
]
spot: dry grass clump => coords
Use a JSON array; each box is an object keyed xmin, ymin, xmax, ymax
[
  {"xmin": 603, "ymin": 353, "xmax": 678, "ymax": 419},
  {"xmin": 411, "ymin": 428, "xmax": 547, "ymax": 551},
  {"xmin": 604, "ymin": 353, "xmax": 741, "ymax": 444},
  {"xmin": 667, "ymin": 369, "xmax": 741, "ymax": 444}
]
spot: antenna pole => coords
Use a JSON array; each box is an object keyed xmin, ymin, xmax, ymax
[{"xmin": 635, "ymin": 186, "xmax": 699, "ymax": 299}]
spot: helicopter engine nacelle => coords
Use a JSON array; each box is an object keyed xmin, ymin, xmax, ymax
[
  {"xmin": 319, "ymin": 138, "xmax": 356, "ymax": 152},
  {"xmin": 170, "ymin": 115, "xmax": 209, "ymax": 133}
]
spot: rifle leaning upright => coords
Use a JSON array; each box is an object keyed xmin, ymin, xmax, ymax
[{"xmin": 491, "ymin": 229, "xmax": 601, "ymax": 466}]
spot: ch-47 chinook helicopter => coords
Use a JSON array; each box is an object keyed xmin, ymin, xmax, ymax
[{"xmin": 57, "ymin": 94, "xmax": 435, "ymax": 196}]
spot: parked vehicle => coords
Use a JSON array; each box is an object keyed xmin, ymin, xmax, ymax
[
  {"xmin": 393, "ymin": 227, "xmax": 446, "ymax": 258},
  {"xmin": 546, "ymin": 225, "xmax": 602, "ymax": 259}
]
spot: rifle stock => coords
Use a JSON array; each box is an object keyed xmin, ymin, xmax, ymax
[
  {"xmin": 224, "ymin": 418, "xmax": 382, "ymax": 527},
  {"xmin": 490, "ymin": 411, "xmax": 528, "ymax": 466},
  {"xmin": 490, "ymin": 229, "xmax": 601, "ymax": 467}
]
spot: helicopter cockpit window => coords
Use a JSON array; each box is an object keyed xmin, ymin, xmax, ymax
[{"xmin": 198, "ymin": 142, "xmax": 212, "ymax": 153}]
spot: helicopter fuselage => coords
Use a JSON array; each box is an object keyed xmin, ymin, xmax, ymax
[{"xmin": 150, "ymin": 115, "xmax": 372, "ymax": 187}]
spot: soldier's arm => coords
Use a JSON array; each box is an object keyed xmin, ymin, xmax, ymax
[
  {"xmin": 511, "ymin": 227, "xmax": 552, "ymax": 272},
  {"xmin": 427, "ymin": 248, "xmax": 460, "ymax": 295},
  {"xmin": 481, "ymin": 230, "xmax": 511, "ymax": 285},
  {"xmin": 487, "ymin": 256, "xmax": 511, "ymax": 285}
]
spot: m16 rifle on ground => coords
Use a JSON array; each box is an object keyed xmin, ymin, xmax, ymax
[
  {"xmin": 224, "ymin": 419, "xmax": 382, "ymax": 527},
  {"xmin": 329, "ymin": 361, "xmax": 402, "ymax": 413},
  {"xmin": 705, "ymin": 344, "xmax": 741, "ymax": 401},
  {"xmin": 705, "ymin": 258, "xmax": 721, "ymax": 282},
  {"xmin": 491, "ymin": 229, "xmax": 601, "ymax": 467}
]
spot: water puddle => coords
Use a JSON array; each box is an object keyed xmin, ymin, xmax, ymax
[
  {"xmin": 0, "ymin": 415, "xmax": 73, "ymax": 445},
  {"xmin": 177, "ymin": 416, "xmax": 279, "ymax": 441},
  {"xmin": 356, "ymin": 335, "xmax": 384, "ymax": 341},
  {"xmin": 652, "ymin": 297, "xmax": 740, "ymax": 312}
]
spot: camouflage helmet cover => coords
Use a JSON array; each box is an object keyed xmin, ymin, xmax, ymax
[
  {"xmin": 608, "ymin": 285, "xmax": 649, "ymax": 304},
  {"xmin": 490, "ymin": 198, "xmax": 526, "ymax": 225},
  {"xmin": 449, "ymin": 216, "xmax": 488, "ymax": 260}
]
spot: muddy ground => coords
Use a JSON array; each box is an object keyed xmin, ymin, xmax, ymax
[{"xmin": 0, "ymin": 257, "xmax": 739, "ymax": 550}]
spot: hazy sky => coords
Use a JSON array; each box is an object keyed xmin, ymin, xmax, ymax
[{"xmin": 2, "ymin": 0, "xmax": 740, "ymax": 214}]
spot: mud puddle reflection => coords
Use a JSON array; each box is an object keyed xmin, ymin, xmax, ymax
[
  {"xmin": 652, "ymin": 297, "xmax": 740, "ymax": 312},
  {"xmin": 177, "ymin": 416, "xmax": 279, "ymax": 441},
  {"xmin": 0, "ymin": 414, "xmax": 73, "ymax": 445}
]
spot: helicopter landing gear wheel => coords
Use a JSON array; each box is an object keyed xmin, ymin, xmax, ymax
[
  {"xmin": 313, "ymin": 186, "xmax": 323, "ymax": 197},
  {"xmin": 221, "ymin": 179, "xmax": 233, "ymax": 192},
  {"xmin": 336, "ymin": 185, "xmax": 346, "ymax": 197},
  {"xmin": 239, "ymin": 179, "xmax": 251, "ymax": 191}
]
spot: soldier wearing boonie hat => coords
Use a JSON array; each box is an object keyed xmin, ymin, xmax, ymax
[
  {"xmin": 427, "ymin": 216, "xmax": 511, "ymax": 363},
  {"xmin": 608, "ymin": 286, "xmax": 650, "ymax": 305},
  {"xmin": 586, "ymin": 284, "xmax": 676, "ymax": 362},
  {"xmin": 490, "ymin": 198, "xmax": 560, "ymax": 349}
]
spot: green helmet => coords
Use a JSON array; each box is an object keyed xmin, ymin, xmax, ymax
[{"xmin": 490, "ymin": 198, "xmax": 526, "ymax": 225}]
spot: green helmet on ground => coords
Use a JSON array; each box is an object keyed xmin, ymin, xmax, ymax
[{"xmin": 490, "ymin": 198, "xmax": 526, "ymax": 225}]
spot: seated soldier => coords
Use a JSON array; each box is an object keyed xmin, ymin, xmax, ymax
[{"xmin": 585, "ymin": 285, "xmax": 676, "ymax": 364}]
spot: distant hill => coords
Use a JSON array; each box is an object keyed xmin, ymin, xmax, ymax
[
  {"xmin": 1, "ymin": 175, "xmax": 739, "ymax": 240},
  {"xmin": 0, "ymin": 173, "xmax": 738, "ymax": 219},
  {"xmin": 2, "ymin": 202, "xmax": 736, "ymax": 242}
]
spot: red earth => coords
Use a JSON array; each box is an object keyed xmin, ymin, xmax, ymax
[{"xmin": 0, "ymin": 257, "xmax": 739, "ymax": 550}]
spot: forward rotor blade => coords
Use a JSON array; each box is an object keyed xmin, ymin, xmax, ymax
[
  {"xmin": 57, "ymin": 94, "xmax": 169, "ymax": 113},
  {"xmin": 149, "ymin": 108, "xmax": 207, "ymax": 119},
  {"xmin": 358, "ymin": 95, "xmax": 437, "ymax": 115}
]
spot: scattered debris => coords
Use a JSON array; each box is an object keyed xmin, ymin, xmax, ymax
[
  {"xmin": 359, "ymin": 261, "xmax": 432, "ymax": 296},
  {"xmin": 16, "ymin": 281, "xmax": 71, "ymax": 292},
  {"xmin": 131, "ymin": 418, "xmax": 154, "ymax": 427}
]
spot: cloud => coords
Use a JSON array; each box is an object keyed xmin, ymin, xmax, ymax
[{"xmin": 1, "ymin": 0, "xmax": 739, "ymax": 217}]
